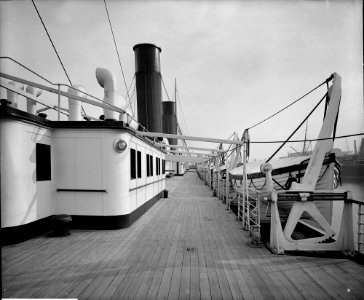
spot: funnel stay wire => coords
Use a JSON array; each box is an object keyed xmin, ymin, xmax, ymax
[
  {"xmin": 31, "ymin": 0, "xmax": 87, "ymax": 116},
  {"xmin": 103, "ymin": 0, "xmax": 132, "ymax": 104},
  {"xmin": 248, "ymin": 77, "xmax": 331, "ymax": 130},
  {"xmin": 266, "ymin": 92, "xmax": 328, "ymax": 163}
]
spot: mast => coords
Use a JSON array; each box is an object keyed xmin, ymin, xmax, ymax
[
  {"xmin": 175, "ymin": 77, "xmax": 177, "ymax": 128},
  {"xmin": 174, "ymin": 78, "xmax": 177, "ymax": 102}
]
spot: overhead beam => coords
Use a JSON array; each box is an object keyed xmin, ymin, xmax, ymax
[
  {"xmin": 136, "ymin": 131, "xmax": 244, "ymax": 145},
  {"xmin": 166, "ymin": 150, "xmax": 216, "ymax": 157},
  {"xmin": 166, "ymin": 154, "xmax": 210, "ymax": 163},
  {"xmin": 167, "ymin": 151, "xmax": 216, "ymax": 159},
  {"xmin": 153, "ymin": 142, "xmax": 226, "ymax": 153}
]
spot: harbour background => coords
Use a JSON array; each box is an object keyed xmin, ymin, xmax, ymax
[{"xmin": 341, "ymin": 166, "xmax": 364, "ymax": 201}]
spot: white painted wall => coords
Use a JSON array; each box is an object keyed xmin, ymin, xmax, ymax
[
  {"xmin": 1, "ymin": 118, "xmax": 166, "ymax": 229},
  {"xmin": 53, "ymin": 132, "xmax": 104, "ymax": 215},
  {"xmin": 54, "ymin": 129, "xmax": 165, "ymax": 216},
  {"xmin": 1, "ymin": 120, "xmax": 54, "ymax": 228}
]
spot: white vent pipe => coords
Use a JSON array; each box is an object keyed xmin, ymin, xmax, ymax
[
  {"xmin": 68, "ymin": 85, "xmax": 86, "ymax": 121},
  {"xmin": 7, "ymin": 81, "xmax": 24, "ymax": 108},
  {"xmin": 119, "ymin": 109, "xmax": 127, "ymax": 123},
  {"xmin": 162, "ymin": 137, "xmax": 169, "ymax": 145},
  {"xmin": 25, "ymin": 86, "xmax": 42, "ymax": 115},
  {"xmin": 96, "ymin": 68, "xmax": 126, "ymax": 120},
  {"xmin": 119, "ymin": 107, "xmax": 138, "ymax": 129},
  {"xmin": 161, "ymin": 137, "xmax": 169, "ymax": 151}
]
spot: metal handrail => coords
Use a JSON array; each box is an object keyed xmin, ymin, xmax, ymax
[
  {"xmin": 0, "ymin": 57, "xmax": 148, "ymax": 131},
  {"xmin": 358, "ymin": 202, "xmax": 364, "ymax": 254},
  {"xmin": 234, "ymin": 184, "xmax": 260, "ymax": 232}
]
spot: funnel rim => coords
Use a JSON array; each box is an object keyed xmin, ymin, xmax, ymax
[{"xmin": 133, "ymin": 43, "xmax": 162, "ymax": 52}]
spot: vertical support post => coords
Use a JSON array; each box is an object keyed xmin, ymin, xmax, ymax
[
  {"xmin": 339, "ymin": 201, "xmax": 355, "ymax": 252},
  {"xmin": 238, "ymin": 190, "xmax": 243, "ymax": 222},
  {"xmin": 358, "ymin": 203, "xmax": 364, "ymax": 254},
  {"xmin": 226, "ymin": 170, "xmax": 230, "ymax": 210},
  {"xmin": 269, "ymin": 189, "xmax": 284, "ymax": 254},
  {"xmin": 257, "ymin": 189, "xmax": 261, "ymax": 237},
  {"xmin": 57, "ymin": 84, "xmax": 61, "ymax": 121},
  {"xmin": 242, "ymin": 142, "xmax": 247, "ymax": 229},
  {"xmin": 217, "ymin": 169, "xmax": 219, "ymax": 198},
  {"xmin": 243, "ymin": 136, "xmax": 250, "ymax": 230},
  {"xmin": 261, "ymin": 162, "xmax": 284, "ymax": 254}
]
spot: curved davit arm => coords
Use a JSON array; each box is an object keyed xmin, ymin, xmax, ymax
[{"xmin": 291, "ymin": 73, "xmax": 342, "ymax": 191}]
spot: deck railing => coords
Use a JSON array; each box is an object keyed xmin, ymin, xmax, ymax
[
  {"xmin": 0, "ymin": 57, "xmax": 148, "ymax": 131},
  {"xmin": 218, "ymin": 175, "xmax": 226, "ymax": 201},
  {"xmin": 233, "ymin": 185, "xmax": 261, "ymax": 234},
  {"xmin": 357, "ymin": 202, "xmax": 364, "ymax": 255},
  {"xmin": 212, "ymin": 171, "xmax": 218, "ymax": 195}
]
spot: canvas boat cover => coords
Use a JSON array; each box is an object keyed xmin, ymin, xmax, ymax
[
  {"xmin": 219, "ymin": 165, "xmax": 227, "ymax": 172},
  {"xmin": 229, "ymin": 155, "xmax": 312, "ymax": 180}
]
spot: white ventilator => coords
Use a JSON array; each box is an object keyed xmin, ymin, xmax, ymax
[
  {"xmin": 25, "ymin": 86, "xmax": 42, "ymax": 114},
  {"xmin": 7, "ymin": 81, "xmax": 24, "ymax": 109},
  {"xmin": 119, "ymin": 107, "xmax": 139, "ymax": 129},
  {"xmin": 68, "ymin": 85, "xmax": 86, "ymax": 121},
  {"xmin": 96, "ymin": 68, "xmax": 127, "ymax": 120}
]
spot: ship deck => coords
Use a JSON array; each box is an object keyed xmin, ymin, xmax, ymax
[{"xmin": 2, "ymin": 171, "xmax": 364, "ymax": 299}]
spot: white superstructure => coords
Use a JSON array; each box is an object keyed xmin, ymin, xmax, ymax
[{"xmin": 0, "ymin": 67, "xmax": 166, "ymax": 244}]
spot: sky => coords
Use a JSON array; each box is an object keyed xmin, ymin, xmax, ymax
[{"xmin": 0, "ymin": 0, "xmax": 363, "ymax": 160}]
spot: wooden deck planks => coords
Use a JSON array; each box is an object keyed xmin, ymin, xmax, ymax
[
  {"xmin": 2, "ymin": 170, "xmax": 364, "ymax": 299},
  {"xmin": 3, "ymin": 234, "xmax": 95, "ymax": 298},
  {"xmin": 202, "ymin": 207, "xmax": 224, "ymax": 300},
  {"xmin": 196, "ymin": 212, "xmax": 211, "ymax": 300},
  {"xmin": 324, "ymin": 263, "xmax": 364, "ymax": 298},
  {"xmin": 285, "ymin": 258, "xmax": 333, "ymax": 300},
  {"xmin": 135, "ymin": 199, "xmax": 182, "ymax": 299}
]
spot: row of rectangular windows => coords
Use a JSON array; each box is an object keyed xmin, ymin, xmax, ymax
[
  {"xmin": 130, "ymin": 149, "xmax": 165, "ymax": 180},
  {"xmin": 34, "ymin": 143, "xmax": 166, "ymax": 182}
]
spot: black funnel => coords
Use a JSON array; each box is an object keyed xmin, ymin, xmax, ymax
[
  {"xmin": 133, "ymin": 43, "xmax": 162, "ymax": 133},
  {"xmin": 162, "ymin": 101, "xmax": 177, "ymax": 146}
]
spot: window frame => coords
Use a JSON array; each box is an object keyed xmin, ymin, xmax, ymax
[
  {"xmin": 36, "ymin": 143, "xmax": 52, "ymax": 181},
  {"xmin": 130, "ymin": 148, "xmax": 136, "ymax": 180},
  {"xmin": 137, "ymin": 150, "xmax": 142, "ymax": 178},
  {"xmin": 150, "ymin": 155, "xmax": 153, "ymax": 176}
]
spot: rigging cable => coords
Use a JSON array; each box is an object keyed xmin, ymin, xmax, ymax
[
  {"xmin": 103, "ymin": 0, "xmax": 132, "ymax": 105},
  {"xmin": 249, "ymin": 132, "xmax": 364, "ymax": 144},
  {"xmin": 175, "ymin": 88, "xmax": 189, "ymax": 136},
  {"xmin": 161, "ymin": 75, "xmax": 190, "ymax": 149},
  {"xmin": 161, "ymin": 76, "xmax": 191, "ymax": 145},
  {"xmin": 1, "ymin": 56, "xmax": 54, "ymax": 86},
  {"xmin": 129, "ymin": 79, "xmax": 137, "ymax": 115},
  {"xmin": 266, "ymin": 92, "xmax": 328, "ymax": 163},
  {"xmin": 1, "ymin": 57, "xmax": 111, "ymax": 104},
  {"xmin": 0, "ymin": 57, "xmax": 148, "ymax": 128},
  {"xmin": 161, "ymin": 76, "xmax": 172, "ymax": 102},
  {"xmin": 125, "ymin": 74, "xmax": 136, "ymax": 115},
  {"xmin": 247, "ymin": 76, "xmax": 332, "ymax": 130},
  {"xmin": 31, "ymin": 0, "xmax": 86, "ymax": 116}
]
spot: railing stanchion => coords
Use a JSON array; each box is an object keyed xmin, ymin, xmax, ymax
[
  {"xmin": 358, "ymin": 203, "xmax": 364, "ymax": 254},
  {"xmin": 57, "ymin": 84, "xmax": 61, "ymax": 121}
]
